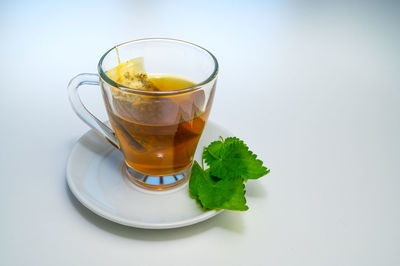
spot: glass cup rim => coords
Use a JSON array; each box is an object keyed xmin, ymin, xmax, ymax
[{"xmin": 97, "ymin": 38, "xmax": 219, "ymax": 96}]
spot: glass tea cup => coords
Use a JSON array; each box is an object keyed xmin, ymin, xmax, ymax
[{"xmin": 67, "ymin": 38, "xmax": 218, "ymax": 190}]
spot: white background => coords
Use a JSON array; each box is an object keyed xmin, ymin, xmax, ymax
[{"xmin": 1, "ymin": 0, "xmax": 399, "ymax": 265}]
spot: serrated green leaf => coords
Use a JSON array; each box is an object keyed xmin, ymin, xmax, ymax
[
  {"xmin": 203, "ymin": 137, "xmax": 270, "ymax": 180},
  {"xmin": 189, "ymin": 136, "xmax": 269, "ymax": 211},
  {"xmin": 188, "ymin": 161, "xmax": 204, "ymax": 201},
  {"xmin": 189, "ymin": 161, "xmax": 248, "ymax": 211}
]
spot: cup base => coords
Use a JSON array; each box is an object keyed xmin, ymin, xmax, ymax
[{"xmin": 124, "ymin": 163, "xmax": 192, "ymax": 190}]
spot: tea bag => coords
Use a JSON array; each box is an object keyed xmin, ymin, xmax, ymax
[
  {"xmin": 105, "ymin": 58, "xmax": 181, "ymax": 152},
  {"xmin": 106, "ymin": 57, "xmax": 159, "ymax": 91},
  {"xmin": 105, "ymin": 58, "xmax": 162, "ymax": 122}
]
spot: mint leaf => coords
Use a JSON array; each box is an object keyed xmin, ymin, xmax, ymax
[
  {"xmin": 188, "ymin": 161, "xmax": 204, "ymax": 202},
  {"xmin": 189, "ymin": 161, "xmax": 248, "ymax": 211},
  {"xmin": 203, "ymin": 137, "xmax": 269, "ymax": 180},
  {"xmin": 189, "ymin": 136, "xmax": 269, "ymax": 211}
]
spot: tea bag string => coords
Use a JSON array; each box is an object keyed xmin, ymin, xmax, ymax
[{"xmin": 116, "ymin": 45, "xmax": 121, "ymax": 65}]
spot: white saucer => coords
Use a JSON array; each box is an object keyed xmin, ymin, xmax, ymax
[{"xmin": 66, "ymin": 121, "xmax": 233, "ymax": 229}]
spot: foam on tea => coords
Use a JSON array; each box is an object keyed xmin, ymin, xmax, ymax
[{"xmin": 102, "ymin": 58, "xmax": 211, "ymax": 177}]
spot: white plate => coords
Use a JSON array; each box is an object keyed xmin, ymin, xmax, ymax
[{"xmin": 66, "ymin": 121, "xmax": 233, "ymax": 229}]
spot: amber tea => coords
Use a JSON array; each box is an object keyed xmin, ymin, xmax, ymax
[{"xmin": 103, "ymin": 58, "xmax": 211, "ymax": 177}]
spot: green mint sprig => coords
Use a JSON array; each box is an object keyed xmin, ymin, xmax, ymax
[{"xmin": 189, "ymin": 137, "xmax": 270, "ymax": 211}]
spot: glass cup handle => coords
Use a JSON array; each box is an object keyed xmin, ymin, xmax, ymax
[{"xmin": 67, "ymin": 73, "xmax": 120, "ymax": 149}]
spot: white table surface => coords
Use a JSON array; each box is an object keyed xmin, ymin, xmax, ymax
[{"xmin": 1, "ymin": 1, "xmax": 399, "ymax": 265}]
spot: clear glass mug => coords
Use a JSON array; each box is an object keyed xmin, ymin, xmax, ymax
[{"xmin": 68, "ymin": 38, "xmax": 218, "ymax": 190}]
